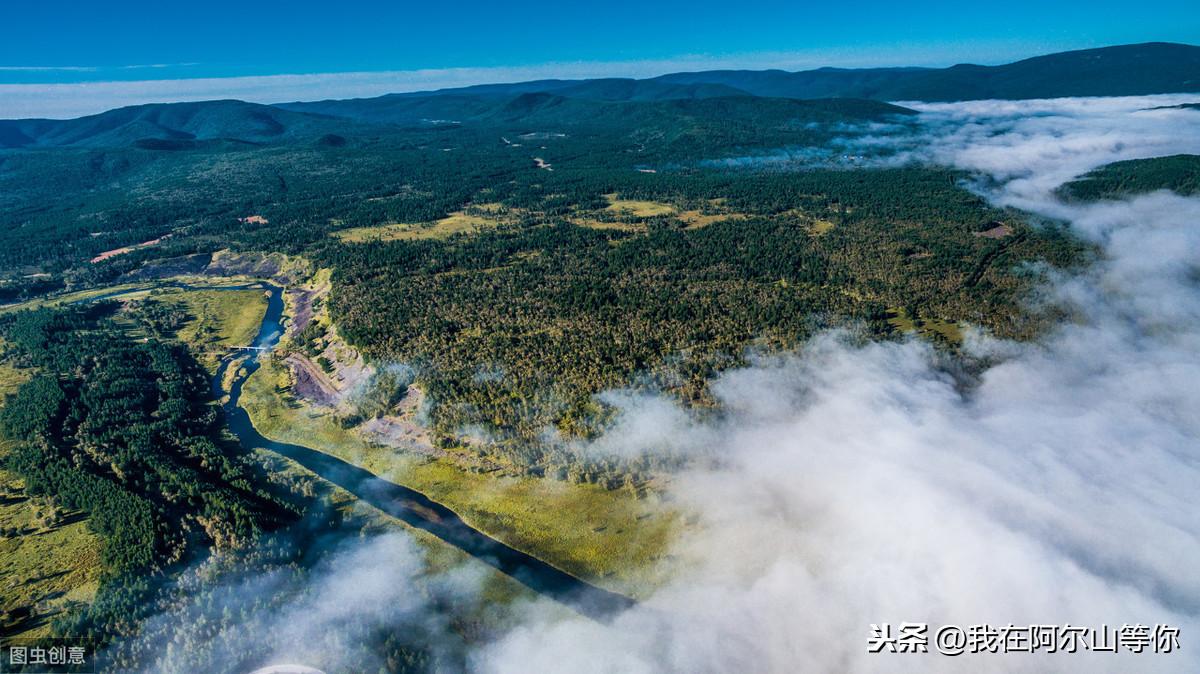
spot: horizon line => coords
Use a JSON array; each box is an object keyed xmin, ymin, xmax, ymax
[{"xmin": 1, "ymin": 40, "xmax": 1193, "ymax": 120}]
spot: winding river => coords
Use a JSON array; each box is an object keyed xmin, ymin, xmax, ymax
[{"xmin": 212, "ymin": 284, "xmax": 634, "ymax": 619}]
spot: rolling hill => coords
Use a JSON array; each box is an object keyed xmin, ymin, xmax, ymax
[
  {"xmin": 654, "ymin": 42, "xmax": 1200, "ymax": 101},
  {"xmin": 0, "ymin": 91, "xmax": 912, "ymax": 150},
  {"xmin": 3, "ymin": 42, "xmax": 1196, "ymax": 145},
  {"xmin": 0, "ymin": 100, "xmax": 356, "ymax": 149},
  {"xmin": 1058, "ymin": 154, "xmax": 1200, "ymax": 200},
  {"xmin": 278, "ymin": 79, "xmax": 753, "ymax": 124},
  {"xmin": 279, "ymin": 42, "xmax": 1200, "ymax": 124}
]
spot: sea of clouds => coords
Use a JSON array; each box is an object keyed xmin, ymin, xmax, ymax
[
  {"xmin": 471, "ymin": 94, "xmax": 1200, "ymax": 673},
  {"xmin": 122, "ymin": 94, "xmax": 1200, "ymax": 674}
]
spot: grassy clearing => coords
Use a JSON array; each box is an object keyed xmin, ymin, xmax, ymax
[
  {"xmin": 334, "ymin": 207, "xmax": 512, "ymax": 243},
  {"xmin": 572, "ymin": 196, "xmax": 744, "ymax": 232},
  {"xmin": 240, "ymin": 358, "xmax": 677, "ymax": 597},
  {"xmin": 808, "ymin": 218, "xmax": 836, "ymax": 235},
  {"xmin": 58, "ymin": 283, "xmax": 268, "ymax": 372},
  {"xmin": 1, "ymin": 279, "xmax": 269, "ymax": 372},
  {"xmin": 0, "ymin": 274, "xmax": 276, "ymax": 317},
  {"xmin": 0, "ymin": 359, "xmax": 31, "ymax": 401},
  {"xmin": 0, "ymin": 282, "xmax": 153, "ymax": 316},
  {"xmin": 249, "ymin": 449, "xmax": 536, "ymax": 615},
  {"xmin": 887, "ymin": 306, "xmax": 964, "ymax": 344},
  {"xmin": 604, "ymin": 194, "xmax": 676, "ymax": 218},
  {"xmin": 677, "ymin": 209, "xmax": 741, "ymax": 229},
  {"xmin": 567, "ymin": 216, "xmax": 644, "ymax": 232},
  {"xmin": 0, "ymin": 459, "xmax": 102, "ymax": 639},
  {"xmin": 146, "ymin": 288, "xmax": 269, "ymax": 371},
  {"xmin": 0, "ymin": 343, "xmax": 98, "ymax": 640}
]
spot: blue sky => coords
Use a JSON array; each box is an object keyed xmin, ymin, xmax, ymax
[{"xmin": 1, "ymin": 0, "xmax": 1197, "ymax": 117}]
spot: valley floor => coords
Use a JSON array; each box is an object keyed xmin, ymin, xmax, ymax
[
  {"xmin": 239, "ymin": 331, "xmax": 679, "ymax": 598},
  {"xmin": 0, "ymin": 273, "xmax": 678, "ymax": 630}
]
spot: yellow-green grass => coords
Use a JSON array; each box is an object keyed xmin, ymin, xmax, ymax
[
  {"xmin": 240, "ymin": 358, "xmax": 677, "ymax": 597},
  {"xmin": 573, "ymin": 196, "xmax": 743, "ymax": 231},
  {"xmin": 887, "ymin": 307, "xmax": 964, "ymax": 344},
  {"xmin": 0, "ymin": 282, "xmax": 154, "ymax": 315},
  {"xmin": 249, "ymin": 449, "xmax": 536, "ymax": 613},
  {"xmin": 146, "ymin": 288, "xmax": 268, "ymax": 371},
  {"xmin": 0, "ymin": 274, "xmax": 273, "ymax": 317},
  {"xmin": 334, "ymin": 209, "xmax": 507, "ymax": 243},
  {"xmin": 808, "ymin": 218, "xmax": 836, "ymax": 235},
  {"xmin": 0, "ymin": 359, "xmax": 31, "ymax": 401},
  {"xmin": 604, "ymin": 194, "xmax": 677, "ymax": 218},
  {"xmin": 1, "ymin": 358, "xmax": 101, "ymax": 639},
  {"xmin": 567, "ymin": 216, "xmax": 645, "ymax": 232},
  {"xmin": 0, "ymin": 465, "xmax": 102, "ymax": 640}
]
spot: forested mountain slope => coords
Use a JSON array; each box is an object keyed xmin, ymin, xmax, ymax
[
  {"xmin": 655, "ymin": 42, "xmax": 1200, "ymax": 100},
  {"xmin": 278, "ymin": 42, "xmax": 1200, "ymax": 118},
  {"xmin": 1058, "ymin": 154, "xmax": 1200, "ymax": 200},
  {"xmin": 0, "ymin": 100, "xmax": 357, "ymax": 149}
]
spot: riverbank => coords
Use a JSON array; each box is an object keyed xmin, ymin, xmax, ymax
[
  {"xmin": 13, "ymin": 272, "xmax": 678, "ymax": 602},
  {"xmin": 238, "ymin": 269, "xmax": 680, "ymax": 598},
  {"xmin": 240, "ymin": 351, "xmax": 677, "ymax": 599}
]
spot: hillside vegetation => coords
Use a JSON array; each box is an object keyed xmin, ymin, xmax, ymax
[
  {"xmin": 279, "ymin": 42, "xmax": 1200, "ymax": 111},
  {"xmin": 1058, "ymin": 154, "xmax": 1200, "ymax": 200},
  {"xmin": 321, "ymin": 167, "xmax": 1084, "ymax": 483},
  {"xmin": 0, "ymin": 302, "xmax": 304, "ymax": 646}
]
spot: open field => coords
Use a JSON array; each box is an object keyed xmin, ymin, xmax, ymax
[
  {"xmin": 676, "ymin": 208, "xmax": 737, "ymax": 229},
  {"xmin": 239, "ymin": 358, "xmax": 678, "ymax": 597},
  {"xmin": 0, "ymin": 282, "xmax": 153, "ymax": 315},
  {"xmin": 0, "ymin": 279, "xmax": 269, "ymax": 371},
  {"xmin": 0, "ymin": 457, "xmax": 102, "ymax": 640},
  {"xmin": 148, "ymin": 287, "xmax": 269, "ymax": 370},
  {"xmin": 333, "ymin": 207, "xmax": 514, "ymax": 243},
  {"xmin": 0, "ymin": 360, "xmax": 31, "ymax": 401},
  {"xmin": 248, "ymin": 449, "xmax": 536, "ymax": 615},
  {"xmin": 886, "ymin": 306, "xmax": 964, "ymax": 344},
  {"xmin": 0, "ymin": 272, "xmax": 277, "ymax": 316},
  {"xmin": 604, "ymin": 195, "xmax": 676, "ymax": 218},
  {"xmin": 1, "ymin": 327, "xmax": 101, "ymax": 639},
  {"xmin": 808, "ymin": 218, "xmax": 836, "ymax": 235},
  {"xmin": 570, "ymin": 195, "xmax": 743, "ymax": 232}
]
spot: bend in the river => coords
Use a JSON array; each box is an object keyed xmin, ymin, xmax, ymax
[{"xmin": 213, "ymin": 283, "xmax": 634, "ymax": 620}]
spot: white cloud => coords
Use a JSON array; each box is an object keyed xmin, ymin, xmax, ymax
[
  {"xmin": 472, "ymin": 97, "xmax": 1200, "ymax": 673},
  {"xmin": 121, "ymin": 531, "xmax": 488, "ymax": 673},
  {"xmin": 80, "ymin": 94, "xmax": 1200, "ymax": 673},
  {"xmin": 0, "ymin": 41, "xmax": 1079, "ymax": 120}
]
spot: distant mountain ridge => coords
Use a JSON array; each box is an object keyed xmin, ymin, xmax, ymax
[
  {"xmin": 280, "ymin": 41, "xmax": 1200, "ymax": 121},
  {"xmin": 0, "ymin": 100, "xmax": 357, "ymax": 149},
  {"xmin": 2, "ymin": 42, "xmax": 1196, "ymax": 149},
  {"xmin": 0, "ymin": 94, "xmax": 911, "ymax": 150},
  {"xmin": 652, "ymin": 42, "xmax": 1200, "ymax": 100}
]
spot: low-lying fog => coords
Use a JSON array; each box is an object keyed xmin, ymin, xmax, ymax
[
  {"xmin": 475, "ymin": 95, "xmax": 1200, "ymax": 674},
  {"xmin": 124, "ymin": 95, "xmax": 1200, "ymax": 674}
]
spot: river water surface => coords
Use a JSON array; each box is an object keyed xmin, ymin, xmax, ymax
[{"xmin": 211, "ymin": 283, "xmax": 633, "ymax": 619}]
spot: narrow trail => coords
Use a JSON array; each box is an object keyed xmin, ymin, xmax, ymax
[{"xmin": 214, "ymin": 284, "xmax": 634, "ymax": 619}]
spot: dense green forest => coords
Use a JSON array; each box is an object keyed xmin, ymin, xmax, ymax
[
  {"xmin": 0, "ymin": 94, "xmax": 910, "ymax": 282},
  {"xmin": 0, "ymin": 297, "xmax": 459, "ymax": 672},
  {"xmin": 0, "ymin": 92, "xmax": 1090, "ymax": 485},
  {"xmin": 1058, "ymin": 154, "xmax": 1200, "ymax": 200},
  {"xmin": 277, "ymin": 43, "xmax": 1200, "ymax": 108},
  {"xmin": 92, "ymin": 515, "xmax": 439, "ymax": 674},
  {"xmin": 0, "ymin": 301, "xmax": 304, "ymax": 653},
  {"xmin": 321, "ymin": 167, "xmax": 1084, "ymax": 479},
  {"xmin": 0, "ymin": 39, "xmax": 1193, "ymax": 674}
]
